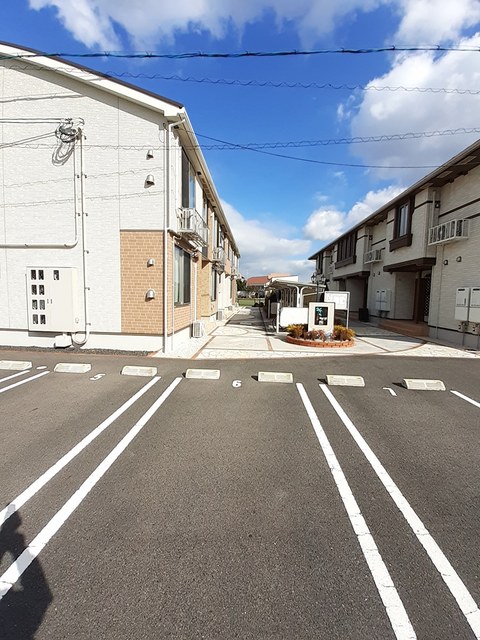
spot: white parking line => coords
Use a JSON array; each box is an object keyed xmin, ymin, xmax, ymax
[
  {"xmin": 0, "ymin": 370, "xmax": 50, "ymax": 394},
  {"xmin": 296, "ymin": 383, "xmax": 416, "ymax": 640},
  {"xmin": 0, "ymin": 370, "xmax": 31, "ymax": 384},
  {"xmin": 450, "ymin": 390, "xmax": 480, "ymax": 409},
  {"xmin": 319, "ymin": 383, "xmax": 480, "ymax": 638},
  {"xmin": 0, "ymin": 376, "xmax": 182, "ymax": 600},
  {"xmin": 0, "ymin": 376, "xmax": 161, "ymax": 527}
]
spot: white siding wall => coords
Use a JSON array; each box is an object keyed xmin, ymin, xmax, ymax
[
  {"xmin": 0, "ymin": 62, "xmax": 169, "ymax": 342},
  {"xmin": 428, "ymin": 168, "xmax": 480, "ymax": 342}
]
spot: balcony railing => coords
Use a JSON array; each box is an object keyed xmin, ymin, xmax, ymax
[
  {"xmin": 364, "ymin": 249, "xmax": 382, "ymax": 263},
  {"xmin": 428, "ymin": 219, "xmax": 469, "ymax": 245},
  {"xmin": 212, "ymin": 246, "xmax": 226, "ymax": 272},
  {"xmin": 177, "ymin": 208, "xmax": 208, "ymax": 247}
]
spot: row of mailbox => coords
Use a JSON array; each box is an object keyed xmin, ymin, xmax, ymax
[{"xmin": 455, "ymin": 287, "xmax": 480, "ymax": 322}]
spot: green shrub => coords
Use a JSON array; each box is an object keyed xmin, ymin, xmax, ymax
[
  {"xmin": 287, "ymin": 324, "xmax": 305, "ymax": 338},
  {"xmin": 332, "ymin": 324, "xmax": 356, "ymax": 341}
]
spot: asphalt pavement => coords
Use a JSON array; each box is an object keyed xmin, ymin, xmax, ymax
[{"xmin": 0, "ymin": 325, "xmax": 479, "ymax": 639}]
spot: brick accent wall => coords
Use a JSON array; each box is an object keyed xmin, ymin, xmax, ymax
[{"xmin": 121, "ymin": 231, "xmax": 164, "ymax": 334}]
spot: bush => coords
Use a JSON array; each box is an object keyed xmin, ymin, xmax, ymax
[
  {"xmin": 332, "ymin": 324, "xmax": 356, "ymax": 341},
  {"xmin": 308, "ymin": 329, "xmax": 326, "ymax": 341},
  {"xmin": 287, "ymin": 324, "xmax": 305, "ymax": 338}
]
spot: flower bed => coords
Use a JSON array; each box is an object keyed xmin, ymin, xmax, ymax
[
  {"xmin": 286, "ymin": 335, "xmax": 354, "ymax": 348},
  {"xmin": 285, "ymin": 323, "xmax": 355, "ymax": 348}
]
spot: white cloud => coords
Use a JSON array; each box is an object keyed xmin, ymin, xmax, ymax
[
  {"xmin": 29, "ymin": 0, "xmax": 120, "ymax": 49},
  {"xmin": 395, "ymin": 0, "xmax": 480, "ymax": 43},
  {"xmin": 222, "ymin": 200, "xmax": 313, "ymax": 279},
  {"xmin": 303, "ymin": 185, "xmax": 404, "ymax": 243},
  {"xmin": 28, "ymin": 0, "xmax": 390, "ymax": 48},
  {"xmin": 346, "ymin": 33, "xmax": 480, "ymax": 181}
]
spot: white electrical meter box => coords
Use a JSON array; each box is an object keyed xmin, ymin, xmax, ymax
[
  {"xmin": 469, "ymin": 287, "xmax": 480, "ymax": 323},
  {"xmin": 455, "ymin": 287, "xmax": 470, "ymax": 321},
  {"xmin": 26, "ymin": 267, "xmax": 80, "ymax": 332},
  {"xmin": 375, "ymin": 289, "xmax": 392, "ymax": 311}
]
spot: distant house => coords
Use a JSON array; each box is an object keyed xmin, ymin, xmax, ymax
[
  {"xmin": 309, "ymin": 139, "xmax": 480, "ymax": 348},
  {"xmin": 0, "ymin": 42, "xmax": 240, "ymax": 352},
  {"xmin": 246, "ymin": 273, "xmax": 290, "ymax": 296}
]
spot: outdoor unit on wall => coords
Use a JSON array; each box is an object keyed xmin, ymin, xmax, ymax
[
  {"xmin": 26, "ymin": 267, "xmax": 80, "ymax": 332},
  {"xmin": 192, "ymin": 320, "xmax": 204, "ymax": 338},
  {"xmin": 455, "ymin": 287, "xmax": 470, "ymax": 321},
  {"xmin": 375, "ymin": 289, "xmax": 392, "ymax": 312},
  {"xmin": 364, "ymin": 249, "xmax": 382, "ymax": 264},
  {"xmin": 428, "ymin": 219, "xmax": 469, "ymax": 245},
  {"xmin": 469, "ymin": 287, "xmax": 480, "ymax": 323}
]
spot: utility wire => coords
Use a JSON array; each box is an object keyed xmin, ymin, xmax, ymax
[
  {"xmin": 103, "ymin": 72, "xmax": 480, "ymax": 96},
  {"xmin": 3, "ymin": 127, "xmax": 480, "ymax": 154},
  {"xmin": 7, "ymin": 65, "xmax": 480, "ymax": 96},
  {"xmin": 3, "ymin": 45, "xmax": 480, "ymax": 60}
]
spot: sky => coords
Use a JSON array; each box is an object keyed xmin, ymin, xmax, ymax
[{"xmin": 2, "ymin": 0, "xmax": 480, "ymax": 281}]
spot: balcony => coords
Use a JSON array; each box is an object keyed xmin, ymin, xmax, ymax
[
  {"xmin": 177, "ymin": 208, "xmax": 208, "ymax": 247},
  {"xmin": 428, "ymin": 219, "xmax": 469, "ymax": 245},
  {"xmin": 212, "ymin": 246, "xmax": 226, "ymax": 272},
  {"xmin": 364, "ymin": 249, "xmax": 382, "ymax": 263}
]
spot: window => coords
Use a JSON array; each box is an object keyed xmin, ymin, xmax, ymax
[
  {"xmin": 390, "ymin": 198, "xmax": 413, "ymax": 250},
  {"xmin": 335, "ymin": 231, "xmax": 357, "ymax": 266},
  {"xmin": 211, "ymin": 270, "xmax": 218, "ymax": 301},
  {"xmin": 174, "ymin": 245, "xmax": 191, "ymax": 305},
  {"xmin": 181, "ymin": 150, "xmax": 196, "ymax": 209}
]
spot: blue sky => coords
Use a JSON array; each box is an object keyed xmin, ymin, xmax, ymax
[{"xmin": 2, "ymin": 0, "xmax": 480, "ymax": 280}]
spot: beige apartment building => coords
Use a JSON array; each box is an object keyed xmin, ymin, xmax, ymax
[
  {"xmin": 0, "ymin": 42, "xmax": 240, "ymax": 352},
  {"xmin": 310, "ymin": 139, "xmax": 480, "ymax": 349}
]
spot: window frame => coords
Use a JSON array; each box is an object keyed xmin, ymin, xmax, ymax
[
  {"xmin": 335, "ymin": 231, "xmax": 357, "ymax": 267},
  {"xmin": 390, "ymin": 198, "xmax": 413, "ymax": 250},
  {"xmin": 181, "ymin": 150, "xmax": 196, "ymax": 210},
  {"xmin": 174, "ymin": 244, "xmax": 191, "ymax": 306}
]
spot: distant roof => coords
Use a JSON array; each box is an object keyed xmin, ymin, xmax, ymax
[{"xmin": 246, "ymin": 276, "xmax": 270, "ymax": 286}]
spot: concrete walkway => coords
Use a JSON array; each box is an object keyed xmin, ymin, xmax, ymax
[{"xmin": 152, "ymin": 307, "xmax": 480, "ymax": 360}]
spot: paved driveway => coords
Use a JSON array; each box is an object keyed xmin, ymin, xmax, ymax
[{"xmin": 153, "ymin": 307, "xmax": 480, "ymax": 360}]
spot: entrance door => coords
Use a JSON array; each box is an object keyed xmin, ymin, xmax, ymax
[{"xmin": 414, "ymin": 274, "xmax": 431, "ymax": 323}]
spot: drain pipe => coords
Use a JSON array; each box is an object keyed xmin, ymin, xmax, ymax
[
  {"xmin": 163, "ymin": 116, "xmax": 185, "ymax": 353},
  {"xmin": 72, "ymin": 129, "xmax": 90, "ymax": 346}
]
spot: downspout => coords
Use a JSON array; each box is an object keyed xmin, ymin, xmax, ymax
[
  {"xmin": 163, "ymin": 116, "xmax": 185, "ymax": 354},
  {"xmin": 72, "ymin": 129, "xmax": 90, "ymax": 346}
]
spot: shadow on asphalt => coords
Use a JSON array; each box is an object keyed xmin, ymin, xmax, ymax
[{"xmin": 0, "ymin": 511, "xmax": 52, "ymax": 639}]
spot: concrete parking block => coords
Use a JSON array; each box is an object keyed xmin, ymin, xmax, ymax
[
  {"xmin": 121, "ymin": 366, "xmax": 158, "ymax": 377},
  {"xmin": 54, "ymin": 363, "xmax": 92, "ymax": 374},
  {"xmin": 0, "ymin": 360, "xmax": 32, "ymax": 371},
  {"xmin": 326, "ymin": 375, "xmax": 365, "ymax": 387},
  {"xmin": 258, "ymin": 371, "xmax": 293, "ymax": 383},
  {"xmin": 403, "ymin": 378, "xmax": 446, "ymax": 391},
  {"xmin": 185, "ymin": 368, "xmax": 220, "ymax": 380}
]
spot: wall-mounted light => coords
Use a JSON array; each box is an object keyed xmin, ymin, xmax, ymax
[
  {"xmin": 456, "ymin": 256, "xmax": 462, "ymax": 262},
  {"xmin": 145, "ymin": 174, "xmax": 155, "ymax": 186},
  {"xmin": 145, "ymin": 289, "xmax": 156, "ymax": 300},
  {"xmin": 147, "ymin": 258, "xmax": 155, "ymax": 267},
  {"xmin": 434, "ymin": 201, "xmax": 441, "ymax": 209},
  {"xmin": 443, "ymin": 259, "xmax": 449, "ymax": 266},
  {"xmin": 146, "ymin": 149, "xmax": 154, "ymax": 159}
]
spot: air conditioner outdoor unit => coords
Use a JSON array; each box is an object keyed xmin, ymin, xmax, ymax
[
  {"xmin": 192, "ymin": 320, "xmax": 204, "ymax": 338},
  {"xmin": 217, "ymin": 309, "xmax": 224, "ymax": 321}
]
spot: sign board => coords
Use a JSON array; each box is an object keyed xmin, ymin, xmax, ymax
[
  {"xmin": 324, "ymin": 291, "xmax": 350, "ymax": 311},
  {"xmin": 308, "ymin": 302, "xmax": 335, "ymax": 333},
  {"xmin": 279, "ymin": 307, "xmax": 308, "ymax": 327}
]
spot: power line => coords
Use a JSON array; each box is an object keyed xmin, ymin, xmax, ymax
[
  {"xmin": 102, "ymin": 72, "xmax": 480, "ymax": 96},
  {"xmin": 3, "ymin": 126, "xmax": 480, "ymax": 153},
  {"xmin": 7, "ymin": 65, "xmax": 480, "ymax": 96},
  {"xmin": 3, "ymin": 46, "xmax": 480, "ymax": 61}
]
